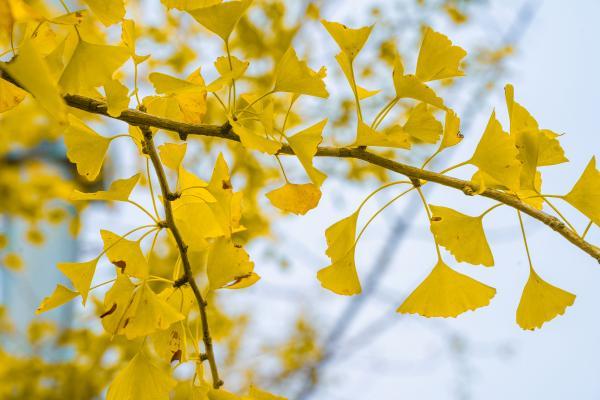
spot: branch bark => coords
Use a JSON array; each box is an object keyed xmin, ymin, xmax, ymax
[
  {"xmin": 59, "ymin": 94, "xmax": 600, "ymax": 262},
  {"xmin": 140, "ymin": 124, "xmax": 223, "ymax": 389}
]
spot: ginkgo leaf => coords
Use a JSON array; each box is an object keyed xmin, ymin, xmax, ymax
[
  {"xmin": 437, "ymin": 109, "xmax": 462, "ymax": 153},
  {"xmin": 469, "ymin": 111, "xmax": 521, "ymax": 192},
  {"xmin": 70, "ymin": 174, "xmax": 141, "ymax": 201},
  {"xmin": 57, "ymin": 258, "xmax": 98, "ymax": 305},
  {"xmin": 82, "ymin": 0, "xmax": 125, "ymax": 27},
  {"xmin": 152, "ymin": 320, "xmax": 187, "ymax": 363},
  {"xmin": 334, "ymin": 52, "xmax": 380, "ymax": 100},
  {"xmin": 59, "ymin": 39, "xmax": 129, "ymax": 94},
  {"xmin": 101, "ymin": 273, "xmax": 135, "ymax": 335},
  {"xmin": 287, "ymin": 119, "xmax": 327, "ymax": 186},
  {"xmin": 321, "ymin": 20, "xmax": 373, "ymax": 61},
  {"xmin": 393, "ymin": 57, "xmax": 445, "ymax": 109},
  {"xmin": 64, "ymin": 116, "xmax": 112, "ymax": 181},
  {"xmin": 248, "ymin": 386, "xmax": 287, "ymax": 400},
  {"xmin": 563, "ymin": 157, "xmax": 600, "ymax": 226},
  {"xmin": 415, "ymin": 27, "xmax": 466, "ymax": 82},
  {"xmin": 207, "ymin": 55, "xmax": 249, "ymax": 92},
  {"xmin": 317, "ymin": 211, "xmax": 361, "ymax": 295},
  {"xmin": 266, "ymin": 183, "xmax": 321, "ymax": 215},
  {"xmin": 397, "ymin": 259, "xmax": 496, "ymax": 317},
  {"xmin": 0, "ymin": 78, "xmax": 27, "ymax": 113},
  {"xmin": 225, "ymin": 272, "xmax": 260, "ymax": 289},
  {"xmin": 187, "ymin": 0, "xmax": 252, "ymax": 42},
  {"xmin": 353, "ymin": 120, "xmax": 410, "ymax": 148},
  {"xmin": 537, "ymin": 129, "xmax": 568, "ymax": 166},
  {"xmin": 207, "ymin": 238, "xmax": 256, "ymax": 290},
  {"xmin": 122, "ymin": 19, "xmax": 150, "ymax": 63},
  {"xmin": 505, "ymin": 84, "xmax": 540, "ymax": 190},
  {"xmin": 106, "ymin": 351, "xmax": 176, "ymax": 400},
  {"xmin": 121, "ymin": 283, "xmax": 185, "ymax": 339},
  {"xmin": 230, "ymin": 119, "xmax": 281, "ymax": 154},
  {"xmin": 146, "ymin": 69, "xmax": 207, "ymax": 124},
  {"xmin": 104, "ymin": 79, "xmax": 130, "ymax": 117},
  {"xmin": 273, "ymin": 47, "xmax": 329, "ymax": 98},
  {"xmin": 2, "ymin": 40, "xmax": 66, "ymax": 117},
  {"xmin": 208, "ymin": 389, "xmax": 243, "ymax": 400},
  {"xmin": 159, "ymin": 142, "xmax": 187, "ymax": 171},
  {"xmin": 429, "ymin": 205, "xmax": 494, "ymax": 266},
  {"xmin": 403, "ymin": 103, "xmax": 443, "ymax": 144},
  {"xmin": 35, "ymin": 284, "xmax": 78, "ymax": 314},
  {"xmin": 101, "ymin": 230, "xmax": 149, "ymax": 279},
  {"xmin": 162, "ymin": 0, "xmax": 221, "ymax": 10},
  {"xmin": 516, "ymin": 268, "xmax": 575, "ymax": 330}
]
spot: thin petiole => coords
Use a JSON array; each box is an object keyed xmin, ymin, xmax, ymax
[{"xmin": 516, "ymin": 210, "xmax": 534, "ymax": 270}]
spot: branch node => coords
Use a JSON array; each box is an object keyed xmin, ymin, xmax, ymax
[
  {"xmin": 548, "ymin": 217, "xmax": 565, "ymax": 231},
  {"xmin": 462, "ymin": 185, "xmax": 475, "ymax": 196},
  {"xmin": 216, "ymin": 380, "xmax": 224, "ymax": 389},
  {"xmin": 178, "ymin": 131, "xmax": 188, "ymax": 141},
  {"xmin": 410, "ymin": 177, "xmax": 422, "ymax": 187},
  {"xmin": 200, "ymin": 353, "xmax": 209, "ymax": 361},
  {"xmin": 166, "ymin": 191, "xmax": 181, "ymax": 201},
  {"xmin": 173, "ymin": 275, "xmax": 189, "ymax": 288},
  {"xmin": 157, "ymin": 220, "xmax": 169, "ymax": 229}
]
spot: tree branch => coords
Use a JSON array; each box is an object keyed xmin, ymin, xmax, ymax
[
  {"xmin": 59, "ymin": 94, "xmax": 600, "ymax": 262},
  {"xmin": 139, "ymin": 123, "xmax": 223, "ymax": 389}
]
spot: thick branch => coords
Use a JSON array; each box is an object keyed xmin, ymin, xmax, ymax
[
  {"xmin": 140, "ymin": 125, "xmax": 223, "ymax": 389},
  {"xmin": 59, "ymin": 95, "xmax": 600, "ymax": 262}
]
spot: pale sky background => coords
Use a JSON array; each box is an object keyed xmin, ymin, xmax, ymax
[{"xmin": 2, "ymin": 0, "xmax": 599, "ymax": 399}]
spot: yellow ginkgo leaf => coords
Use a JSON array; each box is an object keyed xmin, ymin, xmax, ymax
[
  {"xmin": 516, "ymin": 268, "xmax": 575, "ymax": 330},
  {"xmin": 152, "ymin": 320, "xmax": 187, "ymax": 363},
  {"xmin": 101, "ymin": 230, "xmax": 149, "ymax": 279},
  {"xmin": 469, "ymin": 111, "xmax": 521, "ymax": 192},
  {"xmin": 403, "ymin": 103, "xmax": 443, "ymax": 144},
  {"xmin": 563, "ymin": 157, "xmax": 600, "ymax": 226},
  {"xmin": 104, "ymin": 79, "xmax": 130, "ymax": 117},
  {"xmin": 334, "ymin": 52, "xmax": 380, "ymax": 100},
  {"xmin": 187, "ymin": 0, "xmax": 252, "ymax": 42},
  {"xmin": 121, "ymin": 19, "xmax": 150, "ymax": 63},
  {"xmin": 207, "ymin": 238, "xmax": 256, "ymax": 290},
  {"xmin": 321, "ymin": 20, "xmax": 373, "ymax": 61},
  {"xmin": 437, "ymin": 109, "xmax": 462, "ymax": 152},
  {"xmin": 122, "ymin": 283, "xmax": 185, "ymax": 339},
  {"xmin": 224, "ymin": 271, "xmax": 260, "ymax": 289},
  {"xmin": 147, "ymin": 68, "xmax": 207, "ymax": 124},
  {"xmin": 82, "ymin": 0, "xmax": 125, "ymax": 27},
  {"xmin": 207, "ymin": 55, "xmax": 249, "ymax": 92},
  {"xmin": 162, "ymin": 0, "xmax": 221, "ymax": 10},
  {"xmin": 100, "ymin": 273, "xmax": 135, "ymax": 335},
  {"xmin": 393, "ymin": 57, "xmax": 445, "ymax": 109},
  {"xmin": 248, "ymin": 386, "xmax": 287, "ymax": 400},
  {"xmin": 230, "ymin": 119, "xmax": 281, "ymax": 155},
  {"xmin": 71, "ymin": 174, "xmax": 141, "ymax": 201},
  {"xmin": 64, "ymin": 116, "xmax": 112, "ymax": 181},
  {"xmin": 538, "ymin": 129, "xmax": 568, "ymax": 166},
  {"xmin": 397, "ymin": 259, "xmax": 496, "ymax": 317},
  {"xmin": 429, "ymin": 205, "xmax": 494, "ymax": 266},
  {"xmin": 287, "ymin": 119, "xmax": 328, "ymax": 186},
  {"xmin": 266, "ymin": 183, "xmax": 321, "ymax": 215},
  {"xmin": 415, "ymin": 27, "xmax": 466, "ymax": 82},
  {"xmin": 2, "ymin": 40, "xmax": 66, "ymax": 117},
  {"xmin": 59, "ymin": 39, "xmax": 129, "ymax": 94},
  {"xmin": 159, "ymin": 142, "xmax": 187, "ymax": 171},
  {"xmin": 505, "ymin": 84, "xmax": 540, "ymax": 190},
  {"xmin": 353, "ymin": 120, "xmax": 410, "ymax": 148},
  {"xmin": 106, "ymin": 351, "xmax": 176, "ymax": 400},
  {"xmin": 317, "ymin": 211, "xmax": 361, "ymax": 295},
  {"xmin": 35, "ymin": 284, "xmax": 78, "ymax": 314},
  {"xmin": 0, "ymin": 77, "xmax": 27, "ymax": 113},
  {"xmin": 273, "ymin": 47, "xmax": 329, "ymax": 98},
  {"xmin": 57, "ymin": 258, "xmax": 98, "ymax": 305},
  {"xmin": 208, "ymin": 389, "xmax": 243, "ymax": 400}
]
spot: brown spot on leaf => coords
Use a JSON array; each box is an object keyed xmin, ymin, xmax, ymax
[
  {"xmin": 113, "ymin": 260, "xmax": 126, "ymax": 273},
  {"xmin": 170, "ymin": 349, "xmax": 182, "ymax": 363},
  {"xmin": 100, "ymin": 303, "xmax": 117, "ymax": 318}
]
